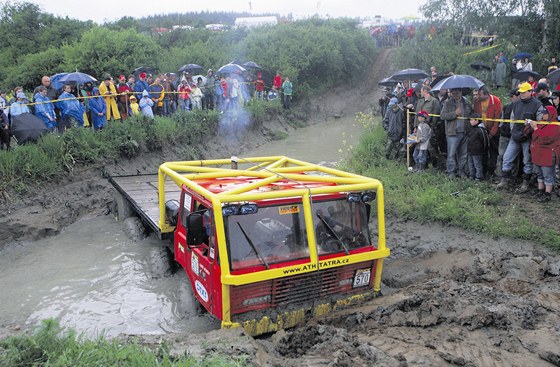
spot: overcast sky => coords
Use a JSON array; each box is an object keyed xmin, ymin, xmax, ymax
[{"xmin": 30, "ymin": 0, "xmax": 423, "ymax": 23}]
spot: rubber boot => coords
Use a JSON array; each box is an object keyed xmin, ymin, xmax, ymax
[
  {"xmin": 418, "ymin": 163, "xmax": 427, "ymax": 172},
  {"xmin": 537, "ymin": 192, "xmax": 551, "ymax": 203},
  {"xmin": 518, "ymin": 174, "xmax": 531, "ymax": 193},
  {"xmin": 496, "ymin": 171, "xmax": 510, "ymax": 190}
]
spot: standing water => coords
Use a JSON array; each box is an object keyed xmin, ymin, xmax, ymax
[{"xmin": 0, "ymin": 115, "xmax": 363, "ymax": 337}]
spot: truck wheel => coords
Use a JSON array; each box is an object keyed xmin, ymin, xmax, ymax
[
  {"xmin": 122, "ymin": 217, "xmax": 147, "ymax": 241},
  {"xmin": 147, "ymin": 246, "xmax": 177, "ymax": 278},
  {"xmin": 113, "ymin": 190, "xmax": 134, "ymax": 222}
]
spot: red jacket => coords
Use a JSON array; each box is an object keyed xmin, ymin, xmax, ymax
[
  {"xmin": 473, "ymin": 94, "xmax": 502, "ymax": 136},
  {"xmin": 273, "ymin": 75, "xmax": 282, "ymax": 89},
  {"xmin": 530, "ymin": 121, "xmax": 560, "ymax": 167}
]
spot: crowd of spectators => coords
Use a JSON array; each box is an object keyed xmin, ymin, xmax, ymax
[
  {"xmin": 0, "ymin": 68, "xmax": 294, "ymax": 149},
  {"xmin": 381, "ymin": 62, "xmax": 560, "ymax": 203}
]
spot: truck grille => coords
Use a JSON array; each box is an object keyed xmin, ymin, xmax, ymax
[{"xmin": 230, "ymin": 261, "xmax": 374, "ymax": 315}]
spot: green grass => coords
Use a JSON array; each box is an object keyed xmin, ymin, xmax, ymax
[
  {"xmin": 0, "ymin": 319, "xmax": 249, "ymax": 367},
  {"xmin": 344, "ymin": 113, "xmax": 560, "ymax": 250}
]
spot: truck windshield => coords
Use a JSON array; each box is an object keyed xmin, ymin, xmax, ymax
[{"xmin": 225, "ymin": 199, "xmax": 373, "ymax": 270}]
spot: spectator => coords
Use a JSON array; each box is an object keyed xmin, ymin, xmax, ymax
[
  {"xmin": 205, "ymin": 69, "xmax": 216, "ymax": 110},
  {"xmin": 139, "ymin": 90, "xmax": 154, "ymax": 118},
  {"xmin": 117, "ymin": 75, "xmax": 131, "ymax": 119},
  {"xmin": 282, "ymin": 76, "xmax": 293, "ymax": 109},
  {"xmin": 190, "ymin": 82, "xmax": 203, "ymax": 110},
  {"xmin": 497, "ymin": 82, "xmax": 545, "ymax": 191},
  {"xmin": 473, "ymin": 85, "xmax": 502, "ymax": 178},
  {"xmin": 412, "ymin": 110, "xmax": 432, "ymax": 172},
  {"xmin": 255, "ymin": 71, "xmax": 265, "ymax": 100},
  {"xmin": 149, "ymin": 75, "xmax": 165, "ymax": 116},
  {"xmin": 0, "ymin": 108, "xmax": 9, "ymax": 150},
  {"xmin": 80, "ymin": 82, "xmax": 93, "ymax": 127},
  {"xmin": 129, "ymin": 95, "xmax": 140, "ymax": 116},
  {"xmin": 34, "ymin": 87, "xmax": 56, "ymax": 131},
  {"xmin": 274, "ymin": 71, "xmax": 282, "ymax": 100},
  {"xmin": 467, "ymin": 113, "xmax": 490, "ymax": 181},
  {"xmin": 162, "ymin": 74, "xmax": 176, "ymax": 115},
  {"xmin": 529, "ymin": 105, "xmax": 560, "ymax": 202},
  {"xmin": 33, "ymin": 75, "xmax": 58, "ymax": 102},
  {"xmin": 98, "ymin": 75, "xmax": 121, "ymax": 121},
  {"xmin": 547, "ymin": 57, "xmax": 558, "ymax": 74},
  {"xmin": 382, "ymin": 97, "xmax": 405, "ymax": 160},
  {"xmin": 177, "ymin": 79, "xmax": 191, "ymax": 111},
  {"xmin": 496, "ymin": 89, "xmax": 520, "ymax": 178},
  {"xmin": 88, "ymin": 87, "xmax": 107, "ymax": 130},
  {"xmin": 535, "ymin": 82, "xmax": 552, "ymax": 107},
  {"xmin": 127, "ymin": 74, "xmax": 136, "ymax": 91},
  {"xmin": 440, "ymin": 88, "xmax": 473, "ymax": 178},
  {"xmin": 133, "ymin": 72, "xmax": 150, "ymax": 100},
  {"xmin": 9, "ymin": 90, "xmax": 30, "ymax": 121},
  {"xmin": 57, "ymin": 83, "xmax": 85, "ymax": 128},
  {"xmin": 414, "ymin": 85, "xmax": 441, "ymax": 168},
  {"xmin": 495, "ymin": 53, "xmax": 507, "ymax": 89},
  {"xmin": 379, "ymin": 87, "xmax": 392, "ymax": 118},
  {"xmin": 267, "ymin": 86, "xmax": 278, "ymax": 101}
]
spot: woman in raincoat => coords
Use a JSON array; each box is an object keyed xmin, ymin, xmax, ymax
[
  {"xmin": 33, "ymin": 87, "xmax": 56, "ymax": 131},
  {"xmin": 57, "ymin": 84, "xmax": 85, "ymax": 128},
  {"xmin": 98, "ymin": 76, "xmax": 121, "ymax": 121},
  {"xmin": 88, "ymin": 87, "xmax": 107, "ymax": 130}
]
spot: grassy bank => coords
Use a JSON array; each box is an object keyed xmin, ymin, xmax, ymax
[
  {"xmin": 0, "ymin": 319, "xmax": 248, "ymax": 367},
  {"xmin": 0, "ymin": 100, "xmax": 285, "ymax": 199},
  {"xmin": 345, "ymin": 113, "xmax": 560, "ymax": 250}
]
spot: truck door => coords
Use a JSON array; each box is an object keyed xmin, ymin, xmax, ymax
[
  {"xmin": 188, "ymin": 202, "xmax": 215, "ymax": 313},
  {"xmin": 174, "ymin": 191, "xmax": 192, "ymax": 268}
]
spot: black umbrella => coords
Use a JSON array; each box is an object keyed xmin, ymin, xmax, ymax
[
  {"xmin": 431, "ymin": 75, "xmax": 485, "ymax": 92},
  {"xmin": 178, "ymin": 63, "xmax": 203, "ymax": 73},
  {"xmin": 470, "ymin": 62, "xmax": 491, "ymax": 71},
  {"xmin": 546, "ymin": 68, "xmax": 560, "ymax": 86},
  {"xmin": 390, "ymin": 68, "xmax": 429, "ymax": 81},
  {"xmin": 11, "ymin": 113, "xmax": 48, "ymax": 145},
  {"xmin": 429, "ymin": 75, "xmax": 447, "ymax": 88},
  {"xmin": 133, "ymin": 66, "xmax": 156, "ymax": 76},
  {"xmin": 514, "ymin": 52, "xmax": 532, "ymax": 60},
  {"xmin": 512, "ymin": 70, "xmax": 540, "ymax": 82},
  {"xmin": 378, "ymin": 77, "xmax": 398, "ymax": 86},
  {"xmin": 243, "ymin": 61, "xmax": 262, "ymax": 69}
]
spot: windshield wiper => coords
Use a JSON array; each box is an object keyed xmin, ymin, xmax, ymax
[
  {"xmin": 316, "ymin": 213, "xmax": 349, "ymax": 255},
  {"xmin": 237, "ymin": 222, "xmax": 269, "ymax": 269}
]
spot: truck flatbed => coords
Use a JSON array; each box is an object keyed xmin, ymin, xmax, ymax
[{"xmin": 109, "ymin": 174, "xmax": 180, "ymax": 239}]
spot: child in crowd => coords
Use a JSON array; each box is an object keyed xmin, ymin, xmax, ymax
[
  {"xmin": 139, "ymin": 90, "xmax": 154, "ymax": 118},
  {"xmin": 412, "ymin": 110, "xmax": 432, "ymax": 172},
  {"xmin": 467, "ymin": 112, "xmax": 490, "ymax": 181},
  {"xmin": 129, "ymin": 95, "xmax": 140, "ymax": 116}
]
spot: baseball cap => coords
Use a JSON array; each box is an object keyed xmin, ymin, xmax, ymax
[
  {"xmin": 517, "ymin": 82, "xmax": 533, "ymax": 93},
  {"xmin": 417, "ymin": 110, "xmax": 429, "ymax": 118},
  {"xmin": 535, "ymin": 82, "xmax": 549, "ymax": 92},
  {"xmin": 388, "ymin": 97, "xmax": 398, "ymax": 106}
]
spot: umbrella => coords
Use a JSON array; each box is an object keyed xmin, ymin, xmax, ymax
[
  {"xmin": 514, "ymin": 52, "xmax": 532, "ymax": 60},
  {"xmin": 431, "ymin": 75, "xmax": 485, "ymax": 92},
  {"xmin": 243, "ymin": 61, "xmax": 262, "ymax": 69},
  {"xmin": 546, "ymin": 68, "xmax": 560, "ymax": 86},
  {"xmin": 217, "ymin": 63, "xmax": 246, "ymax": 74},
  {"xmin": 378, "ymin": 77, "xmax": 398, "ymax": 86},
  {"xmin": 11, "ymin": 113, "xmax": 48, "ymax": 145},
  {"xmin": 429, "ymin": 75, "xmax": 447, "ymax": 88},
  {"xmin": 191, "ymin": 75, "xmax": 207, "ymax": 85},
  {"xmin": 390, "ymin": 68, "xmax": 429, "ymax": 81},
  {"xmin": 178, "ymin": 63, "xmax": 202, "ymax": 73},
  {"xmin": 133, "ymin": 66, "xmax": 156, "ymax": 76},
  {"xmin": 470, "ymin": 62, "xmax": 491, "ymax": 71},
  {"xmin": 58, "ymin": 72, "xmax": 97, "ymax": 85},
  {"xmin": 512, "ymin": 70, "xmax": 540, "ymax": 82},
  {"xmin": 50, "ymin": 73, "xmax": 69, "ymax": 90}
]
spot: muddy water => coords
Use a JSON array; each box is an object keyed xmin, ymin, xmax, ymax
[
  {"xmin": 0, "ymin": 115, "xmax": 363, "ymax": 337},
  {"xmin": 244, "ymin": 116, "xmax": 364, "ymax": 162}
]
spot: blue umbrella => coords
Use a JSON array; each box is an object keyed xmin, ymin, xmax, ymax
[
  {"xmin": 430, "ymin": 75, "xmax": 485, "ymax": 92},
  {"xmin": 514, "ymin": 52, "xmax": 532, "ymax": 60},
  {"xmin": 58, "ymin": 72, "xmax": 97, "ymax": 85},
  {"xmin": 217, "ymin": 63, "xmax": 246, "ymax": 74},
  {"xmin": 50, "ymin": 73, "xmax": 69, "ymax": 90}
]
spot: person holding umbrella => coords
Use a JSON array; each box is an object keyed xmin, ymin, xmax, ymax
[
  {"xmin": 98, "ymin": 75, "xmax": 121, "ymax": 122},
  {"xmin": 440, "ymin": 88, "xmax": 473, "ymax": 178}
]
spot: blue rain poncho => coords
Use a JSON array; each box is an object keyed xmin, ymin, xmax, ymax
[
  {"xmin": 57, "ymin": 91, "xmax": 85, "ymax": 126},
  {"xmin": 34, "ymin": 92, "xmax": 56, "ymax": 130},
  {"xmin": 88, "ymin": 87, "xmax": 107, "ymax": 129}
]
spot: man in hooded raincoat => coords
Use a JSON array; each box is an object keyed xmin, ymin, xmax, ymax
[
  {"xmin": 57, "ymin": 84, "xmax": 85, "ymax": 127},
  {"xmin": 89, "ymin": 87, "xmax": 107, "ymax": 129},
  {"xmin": 98, "ymin": 75, "xmax": 121, "ymax": 121},
  {"xmin": 34, "ymin": 87, "xmax": 56, "ymax": 130}
]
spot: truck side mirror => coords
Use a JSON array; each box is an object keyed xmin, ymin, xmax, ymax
[{"xmin": 186, "ymin": 213, "xmax": 205, "ymax": 246}]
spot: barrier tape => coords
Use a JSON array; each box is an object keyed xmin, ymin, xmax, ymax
[
  {"xmin": 463, "ymin": 43, "xmax": 501, "ymax": 56},
  {"xmin": 408, "ymin": 110, "xmax": 560, "ymax": 126}
]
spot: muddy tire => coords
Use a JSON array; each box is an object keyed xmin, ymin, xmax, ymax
[
  {"xmin": 122, "ymin": 217, "xmax": 147, "ymax": 241},
  {"xmin": 147, "ymin": 246, "xmax": 177, "ymax": 278}
]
